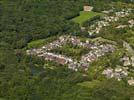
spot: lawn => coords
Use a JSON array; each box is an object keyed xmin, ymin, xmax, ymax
[
  {"xmin": 72, "ymin": 11, "xmax": 102, "ymax": 26},
  {"xmin": 77, "ymin": 80, "xmax": 101, "ymax": 89},
  {"xmin": 27, "ymin": 36, "xmax": 57, "ymax": 49},
  {"xmin": 0, "ymin": 98, "xmax": 6, "ymax": 100}
]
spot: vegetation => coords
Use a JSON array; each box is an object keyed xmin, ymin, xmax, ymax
[{"xmin": 77, "ymin": 80, "xmax": 101, "ymax": 89}]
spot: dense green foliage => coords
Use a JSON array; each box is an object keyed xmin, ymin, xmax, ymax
[{"xmin": 0, "ymin": 0, "xmax": 88, "ymax": 48}]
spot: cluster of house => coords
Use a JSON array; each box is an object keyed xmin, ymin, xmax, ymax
[
  {"xmin": 102, "ymin": 54, "xmax": 134, "ymax": 86},
  {"xmin": 102, "ymin": 66, "xmax": 128, "ymax": 81},
  {"xmin": 102, "ymin": 64, "xmax": 134, "ymax": 86},
  {"xmin": 120, "ymin": 55, "xmax": 134, "ymax": 67},
  {"xmin": 88, "ymin": 8, "xmax": 132, "ymax": 35},
  {"xmin": 27, "ymin": 35, "xmax": 116, "ymax": 71},
  {"xmin": 102, "ymin": 41, "xmax": 134, "ymax": 86}
]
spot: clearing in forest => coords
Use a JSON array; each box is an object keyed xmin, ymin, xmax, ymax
[{"xmin": 72, "ymin": 11, "xmax": 102, "ymax": 26}]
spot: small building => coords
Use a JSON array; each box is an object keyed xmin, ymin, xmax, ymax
[
  {"xmin": 131, "ymin": 56, "xmax": 134, "ymax": 67},
  {"xmin": 81, "ymin": 27, "xmax": 86, "ymax": 32},
  {"xmin": 128, "ymin": 19, "xmax": 134, "ymax": 25},
  {"xmin": 121, "ymin": 56, "xmax": 131, "ymax": 66},
  {"xmin": 83, "ymin": 5, "xmax": 93, "ymax": 12},
  {"xmin": 128, "ymin": 77, "xmax": 134, "ymax": 86}
]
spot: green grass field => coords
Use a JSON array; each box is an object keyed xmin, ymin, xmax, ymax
[
  {"xmin": 72, "ymin": 11, "xmax": 102, "ymax": 26},
  {"xmin": 27, "ymin": 36, "xmax": 57, "ymax": 49},
  {"xmin": 77, "ymin": 80, "xmax": 101, "ymax": 89},
  {"xmin": 0, "ymin": 98, "xmax": 6, "ymax": 100}
]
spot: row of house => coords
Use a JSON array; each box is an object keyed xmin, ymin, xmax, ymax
[
  {"xmin": 27, "ymin": 35, "xmax": 115, "ymax": 71},
  {"xmin": 88, "ymin": 8, "xmax": 132, "ymax": 35},
  {"xmin": 41, "ymin": 35, "xmax": 95, "ymax": 51},
  {"xmin": 116, "ymin": 19, "xmax": 134, "ymax": 29},
  {"xmin": 38, "ymin": 52, "xmax": 73, "ymax": 65},
  {"xmin": 81, "ymin": 44, "xmax": 115, "ymax": 63}
]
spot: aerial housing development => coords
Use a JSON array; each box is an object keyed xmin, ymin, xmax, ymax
[
  {"xmin": 0, "ymin": 0, "xmax": 134, "ymax": 100},
  {"xmin": 27, "ymin": 35, "xmax": 115, "ymax": 71}
]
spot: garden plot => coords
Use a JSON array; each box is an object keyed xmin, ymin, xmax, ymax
[
  {"xmin": 49, "ymin": 43, "xmax": 89, "ymax": 60},
  {"xmin": 27, "ymin": 35, "xmax": 116, "ymax": 72}
]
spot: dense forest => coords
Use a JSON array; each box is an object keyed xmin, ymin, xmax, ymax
[
  {"xmin": 0, "ymin": 0, "xmax": 88, "ymax": 48},
  {"xmin": 0, "ymin": 0, "xmax": 134, "ymax": 100}
]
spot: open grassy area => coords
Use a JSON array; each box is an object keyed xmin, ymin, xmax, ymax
[
  {"xmin": 27, "ymin": 36, "xmax": 57, "ymax": 49},
  {"xmin": 0, "ymin": 98, "xmax": 6, "ymax": 100},
  {"xmin": 72, "ymin": 11, "xmax": 102, "ymax": 26},
  {"xmin": 77, "ymin": 80, "xmax": 101, "ymax": 89}
]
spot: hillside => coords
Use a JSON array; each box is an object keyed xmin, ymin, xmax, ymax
[{"xmin": 0, "ymin": 0, "xmax": 134, "ymax": 100}]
